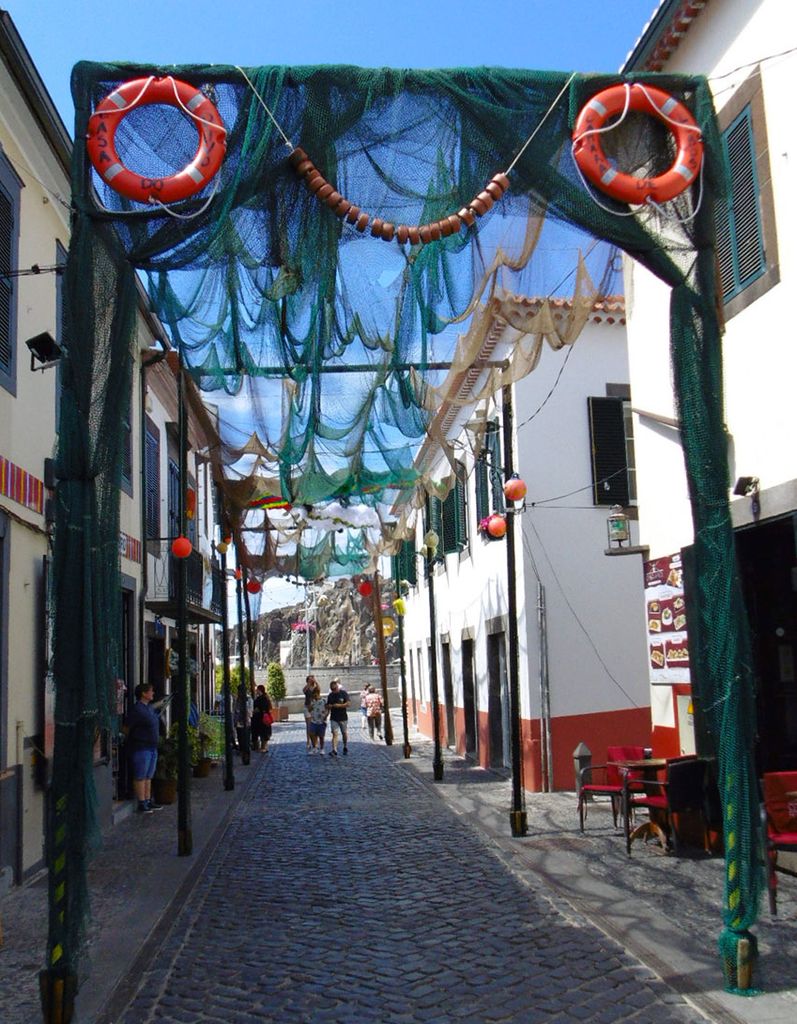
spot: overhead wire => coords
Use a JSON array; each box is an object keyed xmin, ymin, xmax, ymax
[{"xmin": 521, "ymin": 517, "xmax": 641, "ymax": 707}]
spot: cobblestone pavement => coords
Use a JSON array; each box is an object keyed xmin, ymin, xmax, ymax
[
  {"xmin": 110, "ymin": 722, "xmax": 709, "ymax": 1024},
  {"xmin": 3, "ymin": 717, "xmax": 796, "ymax": 1024}
]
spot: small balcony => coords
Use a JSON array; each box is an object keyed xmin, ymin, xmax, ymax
[{"xmin": 144, "ymin": 539, "xmax": 223, "ymax": 624}]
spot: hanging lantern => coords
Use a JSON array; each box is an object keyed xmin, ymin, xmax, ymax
[
  {"xmin": 246, "ymin": 578, "xmax": 262, "ymax": 594},
  {"xmin": 382, "ymin": 618, "xmax": 396, "ymax": 637},
  {"xmin": 185, "ymin": 487, "xmax": 196, "ymax": 520},
  {"xmin": 503, "ymin": 476, "xmax": 527, "ymax": 503},
  {"xmin": 486, "ymin": 513, "xmax": 507, "ymax": 539},
  {"xmin": 358, "ymin": 579, "xmax": 373, "ymax": 597},
  {"xmin": 171, "ymin": 535, "xmax": 193, "ymax": 559},
  {"xmin": 216, "ymin": 540, "xmax": 228, "ymax": 555}
]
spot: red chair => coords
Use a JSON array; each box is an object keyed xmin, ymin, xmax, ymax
[
  {"xmin": 577, "ymin": 745, "xmax": 646, "ymax": 831},
  {"xmin": 762, "ymin": 771, "xmax": 797, "ymax": 916}
]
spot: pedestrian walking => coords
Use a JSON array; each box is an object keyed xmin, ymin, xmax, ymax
[
  {"xmin": 251, "ymin": 684, "xmax": 273, "ymax": 752},
  {"xmin": 364, "ymin": 684, "xmax": 383, "ymax": 741},
  {"xmin": 303, "ymin": 674, "xmax": 318, "ymax": 751},
  {"xmin": 308, "ymin": 683, "xmax": 329, "ymax": 754},
  {"xmin": 234, "ymin": 688, "xmax": 253, "ymax": 752},
  {"xmin": 123, "ymin": 683, "xmax": 165, "ymax": 814},
  {"xmin": 359, "ymin": 685, "xmax": 369, "ymax": 730},
  {"xmin": 326, "ymin": 677, "xmax": 349, "ymax": 756}
]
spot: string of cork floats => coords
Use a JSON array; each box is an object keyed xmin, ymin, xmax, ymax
[{"xmin": 289, "ymin": 147, "xmax": 510, "ymax": 244}]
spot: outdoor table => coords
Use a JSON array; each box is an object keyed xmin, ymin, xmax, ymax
[{"xmin": 610, "ymin": 758, "xmax": 669, "ymax": 850}]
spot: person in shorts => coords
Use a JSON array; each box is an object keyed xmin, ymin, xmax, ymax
[
  {"xmin": 124, "ymin": 683, "xmax": 164, "ymax": 813},
  {"xmin": 308, "ymin": 683, "xmax": 329, "ymax": 754},
  {"xmin": 364, "ymin": 685, "xmax": 384, "ymax": 741},
  {"xmin": 325, "ymin": 677, "xmax": 350, "ymax": 756}
]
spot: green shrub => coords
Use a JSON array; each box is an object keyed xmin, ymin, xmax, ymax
[{"xmin": 265, "ymin": 662, "xmax": 286, "ymax": 704}]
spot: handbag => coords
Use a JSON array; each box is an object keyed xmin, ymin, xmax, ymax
[{"xmin": 263, "ymin": 711, "xmax": 274, "ymax": 726}]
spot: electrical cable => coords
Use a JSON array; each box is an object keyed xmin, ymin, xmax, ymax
[{"xmin": 521, "ymin": 518, "xmax": 641, "ymax": 707}]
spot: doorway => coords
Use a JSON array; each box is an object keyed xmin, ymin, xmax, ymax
[
  {"xmin": 487, "ymin": 632, "xmax": 509, "ymax": 770},
  {"xmin": 461, "ymin": 638, "xmax": 477, "ymax": 757},
  {"xmin": 735, "ymin": 515, "xmax": 797, "ymax": 773},
  {"xmin": 441, "ymin": 641, "xmax": 456, "ymax": 748}
]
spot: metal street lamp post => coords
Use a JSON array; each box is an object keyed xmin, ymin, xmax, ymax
[
  {"xmin": 395, "ymin": 597, "xmax": 411, "ymax": 758},
  {"xmin": 235, "ymin": 570, "xmax": 251, "ymax": 765},
  {"xmin": 424, "ymin": 534, "xmax": 444, "ymax": 781},
  {"xmin": 216, "ymin": 542, "xmax": 235, "ymax": 790},
  {"xmin": 502, "ymin": 383, "xmax": 528, "ymax": 837},
  {"xmin": 371, "ymin": 571, "xmax": 394, "ymax": 745},
  {"xmin": 176, "ymin": 365, "xmax": 192, "ymax": 855}
]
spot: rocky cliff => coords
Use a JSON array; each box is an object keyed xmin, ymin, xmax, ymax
[{"xmin": 259, "ymin": 577, "xmax": 400, "ymax": 668}]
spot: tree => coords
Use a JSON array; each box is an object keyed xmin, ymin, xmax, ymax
[{"xmin": 265, "ymin": 662, "xmax": 286, "ymax": 704}]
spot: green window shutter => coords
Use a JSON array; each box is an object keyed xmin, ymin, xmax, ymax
[
  {"xmin": 441, "ymin": 486, "xmax": 457, "ymax": 554},
  {"xmin": 487, "ymin": 423, "xmax": 505, "ymax": 513},
  {"xmin": 145, "ymin": 422, "xmax": 160, "ymax": 538},
  {"xmin": 588, "ymin": 396, "xmax": 629, "ymax": 506},
  {"xmin": 401, "ymin": 539, "xmax": 417, "ymax": 586},
  {"xmin": 393, "ymin": 539, "xmax": 417, "ymax": 587},
  {"xmin": 475, "ymin": 456, "xmax": 490, "ymax": 523},
  {"xmin": 454, "ymin": 466, "xmax": 468, "ymax": 548},
  {"xmin": 717, "ymin": 107, "xmax": 766, "ymax": 302},
  {"xmin": 0, "ymin": 188, "xmax": 13, "ymax": 375}
]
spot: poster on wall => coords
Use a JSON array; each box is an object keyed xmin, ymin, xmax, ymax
[{"xmin": 644, "ymin": 553, "xmax": 690, "ymax": 685}]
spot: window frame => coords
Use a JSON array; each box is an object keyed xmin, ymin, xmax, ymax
[
  {"xmin": 144, "ymin": 416, "xmax": 161, "ymax": 541},
  {"xmin": 0, "ymin": 150, "xmax": 23, "ymax": 396},
  {"xmin": 715, "ymin": 67, "xmax": 779, "ymax": 319},
  {"xmin": 588, "ymin": 395, "xmax": 631, "ymax": 507}
]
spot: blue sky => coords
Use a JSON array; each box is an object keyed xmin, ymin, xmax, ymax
[
  {"xmin": 6, "ymin": 0, "xmax": 659, "ymax": 130},
  {"xmin": 5, "ymin": 0, "xmax": 659, "ymax": 612}
]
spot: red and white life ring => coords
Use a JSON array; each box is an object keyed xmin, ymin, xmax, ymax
[
  {"xmin": 86, "ymin": 76, "xmax": 226, "ymax": 204},
  {"xmin": 572, "ymin": 83, "xmax": 703, "ymax": 206}
]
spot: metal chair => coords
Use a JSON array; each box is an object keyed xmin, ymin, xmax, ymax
[
  {"xmin": 762, "ymin": 771, "xmax": 797, "ymax": 916},
  {"xmin": 623, "ymin": 755, "xmax": 710, "ymax": 856},
  {"xmin": 577, "ymin": 745, "xmax": 645, "ymax": 831}
]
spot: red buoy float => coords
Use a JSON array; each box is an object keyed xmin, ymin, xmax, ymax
[
  {"xmin": 572, "ymin": 83, "xmax": 703, "ymax": 205},
  {"xmin": 246, "ymin": 579, "xmax": 262, "ymax": 595},
  {"xmin": 358, "ymin": 580, "xmax": 373, "ymax": 598},
  {"xmin": 86, "ymin": 76, "xmax": 226, "ymax": 204},
  {"xmin": 171, "ymin": 536, "xmax": 193, "ymax": 559},
  {"xmin": 486, "ymin": 514, "xmax": 507, "ymax": 539}
]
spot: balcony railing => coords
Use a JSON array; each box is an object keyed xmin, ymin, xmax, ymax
[{"xmin": 146, "ymin": 539, "xmax": 222, "ymax": 623}]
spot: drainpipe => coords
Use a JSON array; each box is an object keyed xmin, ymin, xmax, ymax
[{"xmin": 538, "ymin": 581, "xmax": 552, "ymax": 792}]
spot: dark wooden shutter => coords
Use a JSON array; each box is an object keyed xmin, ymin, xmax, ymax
[
  {"xmin": 145, "ymin": 424, "xmax": 160, "ymax": 538},
  {"xmin": 475, "ymin": 456, "xmax": 490, "ymax": 523},
  {"xmin": 0, "ymin": 188, "xmax": 13, "ymax": 374},
  {"xmin": 717, "ymin": 107, "xmax": 766, "ymax": 301},
  {"xmin": 394, "ymin": 539, "xmax": 417, "ymax": 587},
  {"xmin": 487, "ymin": 423, "xmax": 505, "ymax": 512},
  {"xmin": 588, "ymin": 396, "xmax": 629, "ymax": 506}
]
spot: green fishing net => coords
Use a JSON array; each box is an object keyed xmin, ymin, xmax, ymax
[{"xmin": 45, "ymin": 61, "xmax": 761, "ymax": 994}]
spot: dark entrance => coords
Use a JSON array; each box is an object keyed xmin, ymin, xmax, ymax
[
  {"xmin": 441, "ymin": 641, "xmax": 456, "ymax": 748},
  {"xmin": 487, "ymin": 632, "xmax": 508, "ymax": 770},
  {"xmin": 735, "ymin": 514, "xmax": 797, "ymax": 773},
  {"xmin": 461, "ymin": 638, "xmax": 477, "ymax": 757}
]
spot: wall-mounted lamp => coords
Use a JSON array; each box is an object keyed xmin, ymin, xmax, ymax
[
  {"xmin": 26, "ymin": 331, "xmax": 62, "ymax": 372},
  {"xmin": 733, "ymin": 476, "xmax": 760, "ymax": 517},
  {"xmin": 606, "ymin": 505, "xmax": 630, "ymax": 547}
]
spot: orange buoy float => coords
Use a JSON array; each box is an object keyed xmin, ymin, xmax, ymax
[
  {"xmin": 572, "ymin": 83, "xmax": 703, "ymax": 206},
  {"xmin": 86, "ymin": 76, "xmax": 226, "ymax": 204}
]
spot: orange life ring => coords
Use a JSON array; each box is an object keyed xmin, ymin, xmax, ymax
[
  {"xmin": 86, "ymin": 76, "xmax": 226, "ymax": 204},
  {"xmin": 572, "ymin": 83, "xmax": 703, "ymax": 205}
]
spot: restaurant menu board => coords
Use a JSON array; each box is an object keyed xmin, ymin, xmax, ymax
[{"xmin": 644, "ymin": 553, "xmax": 690, "ymax": 685}]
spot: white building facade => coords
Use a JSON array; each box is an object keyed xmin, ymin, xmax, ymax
[
  {"xmin": 398, "ymin": 295, "xmax": 651, "ymax": 791},
  {"xmin": 623, "ymin": 0, "xmax": 797, "ymax": 769}
]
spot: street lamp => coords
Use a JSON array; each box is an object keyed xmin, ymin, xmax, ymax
[{"xmin": 422, "ymin": 529, "xmax": 444, "ymax": 781}]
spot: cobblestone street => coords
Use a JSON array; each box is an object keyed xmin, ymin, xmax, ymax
[
  {"xmin": 4, "ymin": 717, "xmax": 797, "ymax": 1023},
  {"xmin": 108, "ymin": 723, "xmax": 706, "ymax": 1024}
]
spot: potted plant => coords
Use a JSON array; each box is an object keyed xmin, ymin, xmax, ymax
[
  {"xmin": 194, "ymin": 713, "xmax": 215, "ymax": 777},
  {"xmin": 153, "ymin": 734, "xmax": 178, "ymax": 805},
  {"xmin": 266, "ymin": 662, "xmax": 288, "ymax": 721}
]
